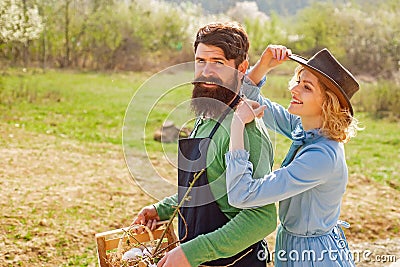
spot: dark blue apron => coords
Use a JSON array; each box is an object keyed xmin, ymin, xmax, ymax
[{"xmin": 178, "ymin": 95, "xmax": 269, "ymax": 266}]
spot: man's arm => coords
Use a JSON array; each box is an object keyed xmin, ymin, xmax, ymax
[
  {"xmin": 181, "ymin": 204, "xmax": 276, "ymax": 266},
  {"xmin": 153, "ymin": 193, "xmax": 178, "ymax": 220},
  {"xmin": 132, "ymin": 194, "xmax": 178, "ymax": 234},
  {"xmin": 179, "ymin": 121, "xmax": 277, "ymax": 266}
]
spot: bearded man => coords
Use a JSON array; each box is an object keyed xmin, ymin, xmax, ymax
[{"xmin": 133, "ymin": 22, "xmax": 276, "ymax": 267}]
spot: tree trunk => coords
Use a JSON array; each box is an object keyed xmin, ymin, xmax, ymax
[
  {"xmin": 64, "ymin": 0, "xmax": 71, "ymax": 67},
  {"xmin": 42, "ymin": 25, "xmax": 47, "ymax": 71},
  {"xmin": 38, "ymin": 4, "xmax": 46, "ymax": 71},
  {"xmin": 22, "ymin": 0, "xmax": 29, "ymax": 67}
]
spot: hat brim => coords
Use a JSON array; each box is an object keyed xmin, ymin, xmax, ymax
[{"xmin": 288, "ymin": 54, "xmax": 354, "ymax": 115}]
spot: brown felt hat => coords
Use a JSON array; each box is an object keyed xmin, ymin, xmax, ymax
[{"xmin": 289, "ymin": 48, "xmax": 359, "ymax": 115}]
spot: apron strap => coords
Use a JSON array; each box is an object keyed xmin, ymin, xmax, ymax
[{"xmin": 208, "ymin": 94, "xmax": 241, "ymax": 139}]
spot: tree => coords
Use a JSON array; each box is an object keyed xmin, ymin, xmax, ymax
[
  {"xmin": 0, "ymin": 0, "xmax": 43, "ymax": 44},
  {"xmin": 0, "ymin": 0, "xmax": 44, "ymax": 66}
]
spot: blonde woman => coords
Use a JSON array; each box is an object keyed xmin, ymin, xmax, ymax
[{"xmin": 226, "ymin": 46, "xmax": 360, "ymax": 266}]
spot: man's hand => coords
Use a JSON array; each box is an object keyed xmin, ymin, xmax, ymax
[
  {"xmin": 131, "ymin": 205, "xmax": 160, "ymax": 233},
  {"xmin": 157, "ymin": 246, "xmax": 191, "ymax": 267}
]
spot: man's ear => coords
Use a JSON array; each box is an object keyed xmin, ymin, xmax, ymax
[{"xmin": 238, "ymin": 60, "xmax": 249, "ymax": 74}]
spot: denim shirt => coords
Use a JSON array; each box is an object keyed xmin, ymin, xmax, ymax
[{"xmin": 225, "ymin": 84, "xmax": 349, "ymax": 235}]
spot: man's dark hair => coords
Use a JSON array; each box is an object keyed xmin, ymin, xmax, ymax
[{"xmin": 194, "ymin": 22, "xmax": 249, "ymax": 67}]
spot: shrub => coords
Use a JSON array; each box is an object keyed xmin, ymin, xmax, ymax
[{"xmin": 354, "ymin": 80, "xmax": 400, "ymax": 119}]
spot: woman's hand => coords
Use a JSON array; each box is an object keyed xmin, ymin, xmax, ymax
[
  {"xmin": 259, "ymin": 44, "xmax": 292, "ymax": 70},
  {"xmin": 234, "ymin": 99, "xmax": 266, "ymax": 125},
  {"xmin": 247, "ymin": 44, "xmax": 291, "ymax": 85},
  {"xmin": 230, "ymin": 99, "xmax": 266, "ymax": 152}
]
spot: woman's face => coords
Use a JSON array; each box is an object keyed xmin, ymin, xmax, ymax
[{"xmin": 288, "ymin": 69, "xmax": 324, "ymax": 128}]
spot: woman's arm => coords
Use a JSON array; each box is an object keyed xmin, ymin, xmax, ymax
[
  {"xmin": 229, "ymin": 100, "xmax": 266, "ymax": 151},
  {"xmin": 225, "ymin": 143, "xmax": 337, "ymax": 208},
  {"xmin": 242, "ymin": 45, "xmax": 300, "ymax": 138},
  {"xmin": 246, "ymin": 44, "xmax": 291, "ymax": 86}
]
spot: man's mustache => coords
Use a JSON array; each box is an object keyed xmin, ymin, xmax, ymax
[{"xmin": 192, "ymin": 76, "xmax": 224, "ymax": 86}]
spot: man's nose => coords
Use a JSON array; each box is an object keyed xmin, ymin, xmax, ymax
[{"xmin": 201, "ymin": 62, "xmax": 216, "ymax": 77}]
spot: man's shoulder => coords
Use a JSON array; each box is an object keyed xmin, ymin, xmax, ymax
[
  {"xmin": 195, "ymin": 115, "xmax": 269, "ymax": 142},
  {"xmin": 195, "ymin": 119, "xmax": 230, "ymax": 146},
  {"xmin": 244, "ymin": 119, "xmax": 271, "ymax": 141}
]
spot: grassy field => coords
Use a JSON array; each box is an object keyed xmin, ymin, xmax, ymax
[
  {"xmin": 0, "ymin": 69, "xmax": 147, "ymax": 145},
  {"xmin": 2, "ymin": 69, "xmax": 397, "ymax": 187},
  {"xmin": 1, "ymin": 69, "xmax": 399, "ymax": 266},
  {"xmin": 259, "ymin": 79, "xmax": 400, "ymax": 189}
]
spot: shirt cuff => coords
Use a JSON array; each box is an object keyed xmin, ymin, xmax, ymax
[
  {"xmin": 256, "ymin": 76, "xmax": 267, "ymax": 87},
  {"xmin": 180, "ymin": 236, "xmax": 213, "ymax": 267},
  {"xmin": 225, "ymin": 149, "xmax": 250, "ymax": 161},
  {"xmin": 245, "ymin": 68, "xmax": 267, "ymax": 87},
  {"xmin": 153, "ymin": 201, "xmax": 174, "ymax": 220}
]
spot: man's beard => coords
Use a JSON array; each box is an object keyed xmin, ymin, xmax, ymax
[{"xmin": 191, "ymin": 76, "xmax": 239, "ymax": 119}]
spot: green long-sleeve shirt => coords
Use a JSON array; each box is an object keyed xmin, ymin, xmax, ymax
[{"xmin": 154, "ymin": 112, "xmax": 277, "ymax": 267}]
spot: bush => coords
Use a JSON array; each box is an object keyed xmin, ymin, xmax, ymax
[
  {"xmin": 244, "ymin": 12, "xmax": 288, "ymax": 64},
  {"xmin": 288, "ymin": 2, "xmax": 400, "ymax": 80},
  {"xmin": 353, "ymin": 80, "xmax": 400, "ymax": 119}
]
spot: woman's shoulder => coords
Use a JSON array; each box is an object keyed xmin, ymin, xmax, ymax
[{"xmin": 303, "ymin": 137, "xmax": 345, "ymax": 163}]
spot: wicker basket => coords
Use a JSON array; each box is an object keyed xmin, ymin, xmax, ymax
[{"xmin": 95, "ymin": 221, "xmax": 178, "ymax": 267}]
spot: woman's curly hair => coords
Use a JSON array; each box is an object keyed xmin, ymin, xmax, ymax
[{"xmin": 290, "ymin": 66, "xmax": 361, "ymax": 143}]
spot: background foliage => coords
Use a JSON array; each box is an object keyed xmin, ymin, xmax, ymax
[
  {"xmin": 1, "ymin": 2, "xmax": 399, "ymax": 266},
  {"xmin": 1, "ymin": 0, "xmax": 400, "ymax": 118},
  {"xmin": 0, "ymin": 0, "xmax": 399, "ymax": 75}
]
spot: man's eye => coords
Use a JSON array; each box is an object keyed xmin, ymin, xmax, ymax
[
  {"xmin": 305, "ymin": 86, "xmax": 311, "ymax": 90},
  {"xmin": 216, "ymin": 61, "xmax": 224, "ymax": 65}
]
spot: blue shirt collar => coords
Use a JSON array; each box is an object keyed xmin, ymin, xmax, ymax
[{"xmin": 292, "ymin": 125, "xmax": 322, "ymax": 145}]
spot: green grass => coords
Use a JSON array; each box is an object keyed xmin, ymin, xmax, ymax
[
  {"xmin": 261, "ymin": 77, "xmax": 400, "ymax": 189},
  {"xmin": 345, "ymin": 113, "xmax": 400, "ymax": 189},
  {"xmin": 0, "ymin": 69, "xmax": 148, "ymax": 144},
  {"xmin": 1, "ymin": 69, "xmax": 399, "ymax": 189}
]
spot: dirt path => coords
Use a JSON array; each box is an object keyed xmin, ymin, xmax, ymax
[
  {"xmin": 1, "ymin": 123, "xmax": 399, "ymax": 266},
  {"xmin": 0, "ymin": 123, "xmax": 152, "ymax": 266},
  {"xmin": 341, "ymin": 174, "xmax": 400, "ymax": 266}
]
